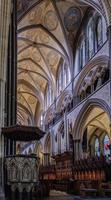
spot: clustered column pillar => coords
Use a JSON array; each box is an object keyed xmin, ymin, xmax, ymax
[
  {"xmin": 107, "ymin": 25, "xmax": 111, "ymax": 76},
  {"xmin": 107, "ymin": 25, "xmax": 111, "ymax": 138},
  {"xmin": 0, "ymin": 0, "xmax": 12, "ymax": 198},
  {"xmin": 5, "ymin": 0, "xmax": 17, "ymax": 156}
]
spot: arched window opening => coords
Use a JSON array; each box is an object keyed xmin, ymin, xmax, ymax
[
  {"xmin": 88, "ymin": 20, "xmax": 94, "ymax": 59},
  {"xmin": 57, "ymin": 62, "xmax": 71, "ymax": 96},
  {"xmin": 95, "ymin": 138, "xmax": 100, "ymax": 157},
  {"xmin": 103, "ymin": 135, "xmax": 110, "ymax": 157},
  {"xmin": 79, "ymin": 38, "xmax": 86, "ymax": 69},
  {"xmin": 57, "ymin": 64, "xmax": 63, "ymax": 95},
  {"xmin": 96, "ymin": 17, "xmax": 103, "ymax": 49},
  {"xmin": 64, "ymin": 64, "xmax": 71, "ymax": 88},
  {"xmin": 75, "ymin": 13, "xmax": 106, "ymax": 75},
  {"xmin": 40, "ymin": 113, "xmax": 44, "ymax": 129},
  {"xmin": 45, "ymin": 84, "xmax": 54, "ymax": 109}
]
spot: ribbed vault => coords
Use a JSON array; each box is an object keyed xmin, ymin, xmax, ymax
[{"xmin": 17, "ymin": 0, "xmax": 110, "ymax": 126}]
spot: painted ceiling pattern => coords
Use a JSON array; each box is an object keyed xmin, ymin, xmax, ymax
[{"xmin": 17, "ymin": 0, "xmax": 104, "ymax": 126}]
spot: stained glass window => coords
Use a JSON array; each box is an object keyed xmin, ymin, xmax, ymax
[
  {"xmin": 103, "ymin": 135, "xmax": 110, "ymax": 157},
  {"xmin": 95, "ymin": 138, "xmax": 100, "ymax": 156}
]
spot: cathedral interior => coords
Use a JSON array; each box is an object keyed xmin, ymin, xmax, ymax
[{"xmin": 0, "ymin": 0, "xmax": 111, "ymax": 199}]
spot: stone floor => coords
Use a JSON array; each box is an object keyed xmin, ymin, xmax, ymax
[
  {"xmin": 44, "ymin": 190, "xmax": 74, "ymax": 200},
  {"xmin": 44, "ymin": 190, "xmax": 111, "ymax": 200}
]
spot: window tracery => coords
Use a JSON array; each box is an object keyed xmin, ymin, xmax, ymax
[
  {"xmin": 77, "ymin": 13, "xmax": 104, "ymax": 71},
  {"xmin": 96, "ymin": 17, "xmax": 103, "ymax": 49},
  {"xmin": 87, "ymin": 20, "xmax": 94, "ymax": 59},
  {"xmin": 79, "ymin": 37, "xmax": 86, "ymax": 69},
  {"xmin": 45, "ymin": 84, "xmax": 54, "ymax": 109},
  {"xmin": 57, "ymin": 62, "xmax": 71, "ymax": 96}
]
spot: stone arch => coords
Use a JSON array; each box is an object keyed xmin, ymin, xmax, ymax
[
  {"xmin": 80, "ymin": 0, "xmax": 111, "ymax": 25},
  {"xmin": 72, "ymin": 98, "xmax": 111, "ymax": 140},
  {"xmin": 56, "ymin": 90, "xmax": 72, "ymax": 113},
  {"xmin": 74, "ymin": 55, "xmax": 109, "ymax": 96},
  {"xmin": 44, "ymin": 105, "xmax": 55, "ymax": 125}
]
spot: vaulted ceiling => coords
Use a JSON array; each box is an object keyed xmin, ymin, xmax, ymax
[{"xmin": 17, "ymin": 0, "xmax": 107, "ymax": 126}]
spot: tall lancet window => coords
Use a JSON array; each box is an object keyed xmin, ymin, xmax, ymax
[
  {"xmin": 64, "ymin": 64, "xmax": 71, "ymax": 88},
  {"xmin": 96, "ymin": 17, "xmax": 103, "ymax": 49},
  {"xmin": 88, "ymin": 20, "xmax": 94, "ymax": 59},
  {"xmin": 95, "ymin": 137, "xmax": 100, "ymax": 157},
  {"xmin": 79, "ymin": 38, "xmax": 86, "ymax": 69},
  {"xmin": 57, "ymin": 61, "xmax": 71, "ymax": 96},
  {"xmin": 45, "ymin": 84, "xmax": 54, "ymax": 109},
  {"xmin": 103, "ymin": 135, "xmax": 110, "ymax": 157}
]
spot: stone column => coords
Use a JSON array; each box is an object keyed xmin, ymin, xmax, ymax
[
  {"xmin": 51, "ymin": 128, "xmax": 54, "ymax": 156},
  {"xmin": 107, "ymin": 25, "xmax": 111, "ymax": 108},
  {"xmin": 79, "ymin": 140, "xmax": 82, "ymax": 159},
  {"xmin": 107, "ymin": 26, "xmax": 111, "ymax": 139},
  {"xmin": 77, "ymin": 140, "xmax": 80, "ymax": 159},
  {"xmin": 5, "ymin": 0, "xmax": 17, "ymax": 128},
  {"xmin": 72, "ymin": 140, "xmax": 75, "ymax": 164},
  {"xmin": 0, "ymin": 1, "xmax": 12, "ymax": 198},
  {"xmin": 75, "ymin": 140, "xmax": 78, "ymax": 160},
  {"xmin": 107, "ymin": 26, "xmax": 111, "ymax": 66}
]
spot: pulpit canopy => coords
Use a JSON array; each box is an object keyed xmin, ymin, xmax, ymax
[{"xmin": 2, "ymin": 125, "xmax": 45, "ymax": 141}]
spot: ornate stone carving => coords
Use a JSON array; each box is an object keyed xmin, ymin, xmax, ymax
[
  {"xmin": 5, "ymin": 156, "xmax": 39, "ymax": 191},
  {"xmin": 78, "ymin": 65, "xmax": 108, "ymax": 95},
  {"xmin": 61, "ymin": 94, "xmax": 72, "ymax": 112}
]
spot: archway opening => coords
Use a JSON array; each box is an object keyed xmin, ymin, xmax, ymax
[{"xmin": 80, "ymin": 106, "xmax": 110, "ymax": 159}]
